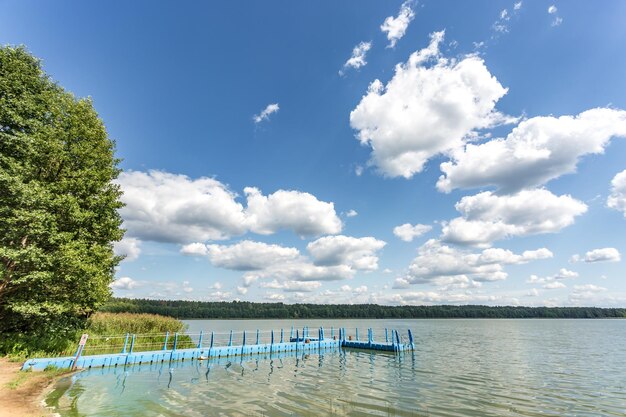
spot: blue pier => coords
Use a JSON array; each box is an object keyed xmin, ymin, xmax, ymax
[{"xmin": 21, "ymin": 326, "xmax": 415, "ymax": 371}]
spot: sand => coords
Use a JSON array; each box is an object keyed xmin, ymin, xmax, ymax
[{"xmin": 0, "ymin": 357, "xmax": 63, "ymax": 417}]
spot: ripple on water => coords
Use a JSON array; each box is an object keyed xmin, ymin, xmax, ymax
[{"xmin": 47, "ymin": 319, "xmax": 626, "ymax": 416}]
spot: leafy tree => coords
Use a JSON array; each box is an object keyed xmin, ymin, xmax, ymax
[{"xmin": 0, "ymin": 46, "xmax": 124, "ymax": 352}]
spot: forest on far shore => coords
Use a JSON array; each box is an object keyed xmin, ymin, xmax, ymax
[{"xmin": 102, "ymin": 298, "xmax": 626, "ymax": 319}]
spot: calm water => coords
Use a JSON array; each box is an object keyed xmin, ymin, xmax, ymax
[{"xmin": 47, "ymin": 319, "xmax": 626, "ymax": 416}]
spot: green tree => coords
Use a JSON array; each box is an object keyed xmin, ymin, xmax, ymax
[{"xmin": 0, "ymin": 46, "xmax": 124, "ymax": 352}]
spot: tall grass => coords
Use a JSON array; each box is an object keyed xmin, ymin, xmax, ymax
[
  {"xmin": 86, "ymin": 312, "xmax": 187, "ymax": 335},
  {"xmin": 81, "ymin": 312, "xmax": 192, "ymax": 355},
  {"xmin": 3, "ymin": 312, "xmax": 191, "ymax": 359}
]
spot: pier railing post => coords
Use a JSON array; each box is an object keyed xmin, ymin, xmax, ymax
[
  {"xmin": 173, "ymin": 333, "xmax": 178, "ymax": 351},
  {"xmin": 228, "ymin": 330, "xmax": 233, "ymax": 347},
  {"xmin": 356, "ymin": 328, "xmax": 359, "ymax": 341},
  {"xmin": 296, "ymin": 329, "xmax": 299, "ymax": 352},
  {"xmin": 242, "ymin": 331, "xmax": 246, "ymax": 356},
  {"xmin": 395, "ymin": 330, "xmax": 401, "ymax": 352},
  {"xmin": 129, "ymin": 334, "xmax": 136, "ymax": 354},
  {"xmin": 408, "ymin": 329, "xmax": 415, "ymax": 350},
  {"xmin": 385, "ymin": 328, "xmax": 389, "ymax": 343},
  {"xmin": 121, "ymin": 333, "xmax": 130, "ymax": 354},
  {"xmin": 197, "ymin": 331, "xmax": 204, "ymax": 349},
  {"xmin": 256, "ymin": 329, "xmax": 260, "ymax": 345},
  {"xmin": 290, "ymin": 326, "xmax": 294, "ymax": 340},
  {"xmin": 162, "ymin": 331, "xmax": 169, "ymax": 350},
  {"xmin": 280, "ymin": 328, "xmax": 284, "ymax": 343},
  {"xmin": 209, "ymin": 331, "xmax": 214, "ymax": 356},
  {"xmin": 331, "ymin": 327, "xmax": 334, "ymax": 339}
]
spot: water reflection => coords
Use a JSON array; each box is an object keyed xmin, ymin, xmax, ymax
[{"xmin": 48, "ymin": 319, "xmax": 626, "ymax": 417}]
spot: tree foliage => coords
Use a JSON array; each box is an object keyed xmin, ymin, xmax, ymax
[
  {"xmin": 103, "ymin": 298, "xmax": 626, "ymax": 319},
  {"xmin": 0, "ymin": 46, "xmax": 124, "ymax": 351}
]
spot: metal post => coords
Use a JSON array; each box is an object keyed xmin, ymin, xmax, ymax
[
  {"xmin": 385, "ymin": 328, "xmax": 389, "ymax": 343},
  {"xmin": 163, "ymin": 331, "xmax": 169, "ymax": 350},
  {"xmin": 197, "ymin": 331, "xmax": 204, "ymax": 349},
  {"xmin": 356, "ymin": 328, "xmax": 359, "ymax": 341},
  {"xmin": 280, "ymin": 328, "xmax": 284, "ymax": 343},
  {"xmin": 173, "ymin": 333, "xmax": 178, "ymax": 351},
  {"xmin": 210, "ymin": 332, "xmax": 214, "ymax": 349},
  {"xmin": 290, "ymin": 326, "xmax": 294, "ymax": 340},
  {"xmin": 256, "ymin": 329, "xmax": 260, "ymax": 345},
  {"xmin": 271, "ymin": 330, "xmax": 275, "ymax": 344},
  {"xmin": 296, "ymin": 329, "xmax": 299, "ymax": 352},
  {"xmin": 395, "ymin": 330, "xmax": 401, "ymax": 351},
  {"xmin": 408, "ymin": 329, "xmax": 415, "ymax": 350},
  {"xmin": 242, "ymin": 331, "xmax": 247, "ymax": 346},
  {"xmin": 228, "ymin": 330, "xmax": 233, "ymax": 346},
  {"xmin": 331, "ymin": 327, "xmax": 334, "ymax": 339},
  {"xmin": 129, "ymin": 334, "xmax": 136, "ymax": 354},
  {"xmin": 121, "ymin": 333, "xmax": 130, "ymax": 354}
]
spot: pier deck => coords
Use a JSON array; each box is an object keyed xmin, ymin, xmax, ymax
[{"xmin": 21, "ymin": 326, "xmax": 415, "ymax": 371}]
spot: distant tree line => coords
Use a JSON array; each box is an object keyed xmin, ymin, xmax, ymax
[{"xmin": 102, "ymin": 298, "xmax": 626, "ymax": 319}]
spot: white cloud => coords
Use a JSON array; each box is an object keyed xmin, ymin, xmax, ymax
[
  {"xmin": 383, "ymin": 291, "xmax": 499, "ymax": 305},
  {"xmin": 528, "ymin": 268, "xmax": 578, "ymax": 287},
  {"xmin": 110, "ymin": 276, "xmax": 140, "ymax": 290},
  {"xmin": 253, "ymin": 103, "xmax": 280, "ymax": 123},
  {"xmin": 380, "ymin": 0, "xmax": 415, "ymax": 48},
  {"xmin": 552, "ymin": 16, "xmax": 563, "ymax": 27},
  {"xmin": 526, "ymin": 288, "xmax": 539, "ymax": 297},
  {"xmin": 117, "ymin": 171, "xmax": 342, "ymax": 243},
  {"xmin": 547, "ymin": 5, "xmax": 562, "ymax": 26},
  {"xmin": 260, "ymin": 280, "xmax": 322, "ymax": 292},
  {"xmin": 573, "ymin": 284, "xmax": 606, "ymax": 292},
  {"xmin": 438, "ymin": 109, "xmax": 626, "ymax": 193},
  {"xmin": 393, "ymin": 223, "xmax": 432, "ymax": 242},
  {"xmin": 340, "ymin": 41, "xmax": 372, "ymax": 74},
  {"xmin": 236, "ymin": 286, "xmax": 248, "ymax": 295},
  {"xmin": 608, "ymin": 170, "xmax": 626, "ymax": 217},
  {"xmin": 543, "ymin": 281, "xmax": 566, "ymax": 290},
  {"xmin": 350, "ymin": 30, "xmax": 514, "ymax": 179},
  {"xmin": 402, "ymin": 239, "xmax": 552, "ymax": 285},
  {"xmin": 182, "ymin": 240, "xmax": 300, "ymax": 271},
  {"xmin": 307, "ymin": 235, "xmax": 386, "ymax": 271},
  {"xmin": 514, "ymin": 2, "xmax": 523, "ymax": 11},
  {"xmin": 113, "ymin": 237, "xmax": 142, "ymax": 262},
  {"xmin": 441, "ymin": 189, "xmax": 587, "ymax": 246},
  {"xmin": 243, "ymin": 261, "xmax": 354, "ymax": 283},
  {"xmin": 548, "ymin": 5, "xmax": 557, "ymax": 14},
  {"xmin": 264, "ymin": 293, "xmax": 285, "ymax": 301},
  {"xmin": 345, "ymin": 209, "xmax": 358, "ymax": 218},
  {"xmin": 583, "ymin": 248, "xmax": 621, "ymax": 263},
  {"xmin": 244, "ymin": 187, "xmax": 342, "ymax": 237}
]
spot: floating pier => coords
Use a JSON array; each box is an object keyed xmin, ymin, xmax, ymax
[{"xmin": 21, "ymin": 326, "xmax": 415, "ymax": 371}]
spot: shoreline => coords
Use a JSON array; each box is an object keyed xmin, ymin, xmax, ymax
[{"xmin": 0, "ymin": 357, "xmax": 72, "ymax": 417}]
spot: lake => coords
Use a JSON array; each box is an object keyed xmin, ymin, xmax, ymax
[{"xmin": 47, "ymin": 319, "xmax": 626, "ymax": 416}]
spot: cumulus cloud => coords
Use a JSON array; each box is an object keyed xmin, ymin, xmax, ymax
[
  {"xmin": 393, "ymin": 223, "xmax": 432, "ymax": 242},
  {"xmin": 441, "ymin": 189, "xmax": 587, "ymax": 246},
  {"xmin": 383, "ymin": 291, "xmax": 499, "ymax": 305},
  {"xmin": 182, "ymin": 240, "xmax": 300, "ymax": 271},
  {"xmin": 113, "ymin": 237, "xmax": 142, "ymax": 262},
  {"xmin": 350, "ymin": 30, "xmax": 514, "ymax": 178},
  {"xmin": 401, "ymin": 239, "xmax": 552, "ymax": 285},
  {"xmin": 307, "ymin": 235, "xmax": 386, "ymax": 271},
  {"xmin": 438, "ymin": 108, "xmax": 626, "ymax": 193},
  {"xmin": 340, "ymin": 41, "xmax": 372, "ymax": 75},
  {"xmin": 244, "ymin": 187, "xmax": 342, "ymax": 237},
  {"xmin": 253, "ymin": 103, "xmax": 280, "ymax": 123},
  {"xmin": 110, "ymin": 276, "xmax": 140, "ymax": 290},
  {"xmin": 608, "ymin": 170, "xmax": 626, "ymax": 217},
  {"xmin": 528, "ymin": 268, "xmax": 578, "ymax": 288},
  {"xmin": 345, "ymin": 209, "xmax": 358, "ymax": 218},
  {"xmin": 183, "ymin": 237, "xmax": 376, "ymax": 285},
  {"xmin": 117, "ymin": 171, "xmax": 342, "ymax": 243},
  {"xmin": 581, "ymin": 248, "xmax": 621, "ymax": 263},
  {"xmin": 380, "ymin": 0, "xmax": 415, "ymax": 48},
  {"xmin": 514, "ymin": 2, "xmax": 522, "ymax": 11},
  {"xmin": 548, "ymin": 5, "xmax": 562, "ymax": 26},
  {"xmin": 260, "ymin": 280, "xmax": 322, "ymax": 292}
]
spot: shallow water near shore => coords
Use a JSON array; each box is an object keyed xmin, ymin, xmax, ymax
[{"xmin": 47, "ymin": 319, "xmax": 626, "ymax": 416}]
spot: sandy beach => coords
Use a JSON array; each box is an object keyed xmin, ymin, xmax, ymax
[{"xmin": 0, "ymin": 357, "xmax": 62, "ymax": 417}]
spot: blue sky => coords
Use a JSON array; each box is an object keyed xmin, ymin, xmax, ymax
[{"xmin": 3, "ymin": 0, "xmax": 626, "ymax": 306}]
